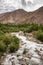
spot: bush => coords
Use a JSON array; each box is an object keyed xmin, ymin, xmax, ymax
[
  {"xmin": 3, "ymin": 35, "xmax": 19, "ymax": 53},
  {"xmin": 0, "ymin": 41, "xmax": 6, "ymax": 52},
  {"xmin": 9, "ymin": 42, "xmax": 19, "ymax": 53},
  {"xmin": 35, "ymin": 30, "xmax": 43, "ymax": 42},
  {"xmin": 8, "ymin": 36, "xmax": 19, "ymax": 53},
  {"xmin": 0, "ymin": 34, "xmax": 19, "ymax": 57},
  {"xmin": 12, "ymin": 36, "xmax": 19, "ymax": 44},
  {"xmin": 3, "ymin": 35, "xmax": 12, "ymax": 46},
  {"xmin": 0, "ymin": 52, "xmax": 3, "ymax": 58}
]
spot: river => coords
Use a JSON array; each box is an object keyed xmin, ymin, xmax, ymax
[{"xmin": 3, "ymin": 32, "xmax": 43, "ymax": 65}]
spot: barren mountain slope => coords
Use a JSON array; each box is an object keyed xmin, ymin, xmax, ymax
[{"xmin": 0, "ymin": 7, "xmax": 43, "ymax": 24}]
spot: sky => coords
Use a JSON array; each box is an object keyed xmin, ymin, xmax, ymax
[{"xmin": 0, "ymin": 0, "xmax": 43, "ymax": 14}]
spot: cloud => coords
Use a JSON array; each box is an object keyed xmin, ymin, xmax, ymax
[{"xmin": 0, "ymin": 0, "xmax": 43, "ymax": 14}]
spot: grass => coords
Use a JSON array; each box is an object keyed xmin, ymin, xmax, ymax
[
  {"xmin": 0, "ymin": 32, "xmax": 19, "ymax": 57},
  {"xmin": 34, "ymin": 30, "xmax": 43, "ymax": 42}
]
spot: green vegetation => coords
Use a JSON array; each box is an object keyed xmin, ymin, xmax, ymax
[
  {"xmin": 9, "ymin": 42, "xmax": 19, "ymax": 53},
  {"xmin": 0, "ymin": 32, "xmax": 19, "ymax": 57},
  {"xmin": 34, "ymin": 30, "xmax": 43, "ymax": 42},
  {"xmin": 0, "ymin": 41, "xmax": 6, "ymax": 57},
  {"xmin": 0, "ymin": 23, "xmax": 43, "ymax": 57},
  {"xmin": 23, "ymin": 48, "xmax": 27, "ymax": 54},
  {"xmin": 0, "ymin": 23, "xmax": 43, "ymax": 33},
  {"xmin": 9, "ymin": 36, "xmax": 19, "ymax": 53}
]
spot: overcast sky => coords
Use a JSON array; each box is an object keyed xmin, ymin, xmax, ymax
[{"xmin": 0, "ymin": 0, "xmax": 43, "ymax": 14}]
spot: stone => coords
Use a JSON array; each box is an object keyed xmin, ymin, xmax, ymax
[
  {"xmin": 18, "ymin": 56, "xmax": 23, "ymax": 60},
  {"xmin": 26, "ymin": 52, "xmax": 33, "ymax": 59},
  {"xmin": 35, "ymin": 47, "xmax": 41, "ymax": 53},
  {"xmin": 19, "ymin": 31, "xmax": 24, "ymax": 36}
]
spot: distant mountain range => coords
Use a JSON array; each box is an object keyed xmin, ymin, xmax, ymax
[{"xmin": 0, "ymin": 7, "xmax": 43, "ymax": 24}]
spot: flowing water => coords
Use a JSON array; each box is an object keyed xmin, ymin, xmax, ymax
[{"xmin": 3, "ymin": 32, "xmax": 43, "ymax": 65}]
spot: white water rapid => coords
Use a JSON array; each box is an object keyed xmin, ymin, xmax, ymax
[{"xmin": 3, "ymin": 32, "xmax": 43, "ymax": 65}]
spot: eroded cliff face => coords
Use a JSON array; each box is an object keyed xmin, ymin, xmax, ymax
[{"xmin": 0, "ymin": 0, "xmax": 43, "ymax": 14}]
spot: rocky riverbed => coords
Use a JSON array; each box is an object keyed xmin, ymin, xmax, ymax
[{"xmin": 2, "ymin": 32, "xmax": 43, "ymax": 65}]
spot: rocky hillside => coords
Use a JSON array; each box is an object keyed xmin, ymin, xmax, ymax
[{"xmin": 0, "ymin": 7, "xmax": 43, "ymax": 24}]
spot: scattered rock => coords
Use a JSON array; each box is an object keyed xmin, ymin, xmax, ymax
[
  {"xmin": 35, "ymin": 47, "xmax": 41, "ymax": 52},
  {"xmin": 26, "ymin": 52, "xmax": 33, "ymax": 59},
  {"xmin": 20, "ymin": 41, "xmax": 25, "ymax": 47},
  {"xmin": 41, "ymin": 55, "xmax": 43, "ymax": 60},
  {"xmin": 19, "ymin": 31, "xmax": 24, "ymax": 36},
  {"xmin": 18, "ymin": 56, "xmax": 23, "ymax": 60}
]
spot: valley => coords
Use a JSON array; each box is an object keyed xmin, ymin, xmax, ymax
[
  {"xmin": 0, "ymin": 0, "xmax": 43, "ymax": 65},
  {"xmin": 0, "ymin": 23, "xmax": 43, "ymax": 65}
]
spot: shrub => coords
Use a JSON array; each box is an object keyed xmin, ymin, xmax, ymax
[
  {"xmin": 35, "ymin": 30, "xmax": 43, "ymax": 42},
  {"xmin": 9, "ymin": 42, "xmax": 19, "ymax": 53},
  {"xmin": 0, "ymin": 52, "xmax": 3, "ymax": 58},
  {"xmin": 0, "ymin": 41, "xmax": 6, "ymax": 52},
  {"xmin": 12, "ymin": 36, "xmax": 19, "ymax": 44},
  {"xmin": 3, "ymin": 35, "xmax": 12, "ymax": 46},
  {"xmin": 9, "ymin": 36, "xmax": 19, "ymax": 53}
]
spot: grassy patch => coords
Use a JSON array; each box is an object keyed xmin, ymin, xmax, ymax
[
  {"xmin": 0, "ymin": 33, "xmax": 19, "ymax": 57},
  {"xmin": 34, "ymin": 30, "xmax": 43, "ymax": 42}
]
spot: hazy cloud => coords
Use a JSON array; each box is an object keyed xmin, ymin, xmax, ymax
[{"xmin": 0, "ymin": 0, "xmax": 43, "ymax": 14}]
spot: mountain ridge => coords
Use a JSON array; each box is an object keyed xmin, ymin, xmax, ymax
[{"xmin": 0, "ymin": 6, "xmax": 43, "ymax": 24}]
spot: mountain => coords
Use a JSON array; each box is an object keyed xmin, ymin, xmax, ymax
[{"xmin": 0, "ymin": 7, "xmax": 43, "ymax": 24}]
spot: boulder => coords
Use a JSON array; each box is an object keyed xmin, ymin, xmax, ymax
[{"xmin": 19, "ymin": 31, "xmax": 24, "ymax": 35}]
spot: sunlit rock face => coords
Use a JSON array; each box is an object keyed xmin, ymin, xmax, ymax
[{"xmin": 0, "ymin": 0, "xmax": 43, "ymax": 14}]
